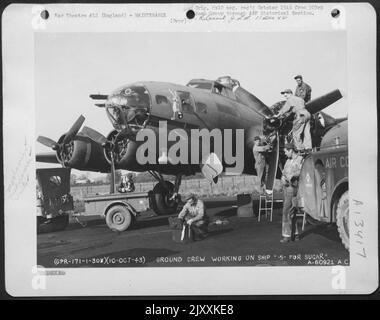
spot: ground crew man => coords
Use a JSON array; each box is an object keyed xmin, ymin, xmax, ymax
[
  {"xmin": 252, "ymin": 136, "xmax": 271, "ymax": 193},
  {"xmin": 276, "ymin": 89, "xmax": 312, "ymax": 152},
  {"xmin": 294, "ymin": 75, "xmax": 312, "ymax": 102},
  {"xmin": 280, "ymin": 142, "xmax": 303, "ymax": 243},
  {"xmin": 178, "ymin": 194, "xmax": 208, "ymax": 240},
  {"xmin": 118, "ymin": 173, "xmax": 135, "ymax": 193},
  {"xmin": 36, "ymin": 185, "xmax": 43, "ymax": 217}
]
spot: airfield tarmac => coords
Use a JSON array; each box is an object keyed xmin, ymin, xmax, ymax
[{"xmin": 37, "ymin": 197, "xmax": 349, "ymax": 268}]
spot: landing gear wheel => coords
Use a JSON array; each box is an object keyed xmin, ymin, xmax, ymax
[
  {"xmin": 37, "ymin": 214, "xmax": 69, "ymax": 234},
  {"xmin": 151, "ymin": 181, "xmax": 179, "ymax": 216},
  {"xmin": 106, "ymin": 205, "xmax": 133, "ymax": 232},
  {"xmin": 335, "ymin": 190, "xmax": 349, "ymax": 250}
]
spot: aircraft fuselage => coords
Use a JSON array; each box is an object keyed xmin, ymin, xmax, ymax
[{"xmin": 102, "ymin": 80, "xmax": 266, "ymax": 176}]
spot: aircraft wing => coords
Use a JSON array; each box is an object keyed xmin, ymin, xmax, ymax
[{"xmin": 36, "ymin": 152, "xmax": 59, "ymax": 164}]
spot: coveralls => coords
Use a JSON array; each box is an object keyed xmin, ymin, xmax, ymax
[
  {"xmin": 178, "ymin": 199, "xmax": 208, "ymax": 237},
  {"xmin": 252, "ymin": 143, "xmax": 270, "ymax": 191},
  {"xmin": 278, "ymin": 95, "xmax": 312, "ymax": 151},
  {"xmin": 281, "ymin": 154, "xmax": 303, "ymax": 238},
  {"xmin": 295, "ymin": 82, "xmax": 312, "ymax": 103}
]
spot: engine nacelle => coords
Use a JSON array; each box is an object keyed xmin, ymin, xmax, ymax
[
  {"xmin": 56, "ymin": 133, "xmax": 110, "ymax": 172},
  {"xmin": 103, "ymin": 130, "xmax": 144, "ymax": 171}
]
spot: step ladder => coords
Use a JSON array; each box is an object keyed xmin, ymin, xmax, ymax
[
  {"xmin": 295, "ymin": 208, "xmax": 307, "ymax": 231},
  {"xmin": 258, "ymin": 191, "xmax": 274, "ymax": 222}
]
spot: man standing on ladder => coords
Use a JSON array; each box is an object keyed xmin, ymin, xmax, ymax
[
  {"xmin": 280, "ymin": 142, "xmax": 303, "ymax": 243},
  {"xmin": 252, "ymin": 136, "xmax": 271, "ymax": 194}
]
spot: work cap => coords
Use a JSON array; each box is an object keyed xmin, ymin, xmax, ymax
[
  {"xmin": 294, "ymin": 75, "xmax": 303, "ymax": 80},
  {"xmin": 281, "ymin": 89, "xmax": 293, "ymax": 94}
]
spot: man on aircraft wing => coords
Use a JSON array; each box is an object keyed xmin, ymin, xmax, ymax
[
  {"xmin": 294, "ymin": 75, "xmax": 312, "ymax": 102},
  {"xmin": 276, "ymin": 89, "xmax": 312, "ymax": 152}
]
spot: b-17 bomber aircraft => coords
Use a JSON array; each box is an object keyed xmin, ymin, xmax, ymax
[{"xmin": 37, "ymin": 76, "xmax": 344, "ymax": 215}]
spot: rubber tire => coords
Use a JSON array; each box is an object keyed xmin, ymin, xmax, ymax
[
  {"xmin": 105, "ymin": 205, "xmax": 133, "ymax": 232},
  {"xmin": 151, "ymin": 181, "xmax": 179, "ymax": 216},
  {"xmin": 335, "ymin": 190, "xmax": 349, "ymax": 250},
  {"xmin": 37, "ymin": 214, "xmax": 69, "ymax": 234}
]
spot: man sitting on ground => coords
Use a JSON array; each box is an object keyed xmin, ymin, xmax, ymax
[{"xmin": 178, "ymin": 194, "xmax": 209, "ymax": 240}]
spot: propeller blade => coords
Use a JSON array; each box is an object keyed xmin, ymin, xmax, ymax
[
  {"xmin": 63, "ymin": 115, "xmax": 85, "ymax": 145},
  {"xmin": 265, "ymin": 133, "xmax": 280, "ymax": 191},
  {"xmin": 305, "ymin": 89, "xmax": 343, "ymax": 115},
  {"xmin": 37, "ymin": 136, "xmax": 58, "ymax": 149},
  {"xmin": 81, "ymin": 126, "xmax": 107, "ymax": 145}
]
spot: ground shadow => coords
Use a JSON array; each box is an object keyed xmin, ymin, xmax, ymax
[
  {"xmin": 214, "ymin": 207, "xmax": 236, "ymax": 218},
  {"xmin": 66, "ymin": 218, "xmax": 105, "ymax": 231},
  {"xmin": 301, "ymin": 223, "xmax": 342, "ymax": 243},
  {"xmin": 207, "ymin": 228, "xmax": 234, "ymax": 237},
  {"xmin": 132, "ymin": 215, "xmax": 174, "ymax": 230}
]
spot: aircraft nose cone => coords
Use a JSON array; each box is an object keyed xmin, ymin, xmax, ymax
[{"xmin": 108, "ymin": 94, "xmax": 129, "ymax": 106}]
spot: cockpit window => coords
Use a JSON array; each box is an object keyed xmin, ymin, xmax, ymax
[
  {"xmin": 187, "ymin": 81, "xmax": 213, "ymax": 91},
  {"xmin": 156, "ymin": 95, "xmax": 169, "ymax": 105},
  {"xmin": 213, "ymin": 83, "xmax": 236, "ymax": 100}
]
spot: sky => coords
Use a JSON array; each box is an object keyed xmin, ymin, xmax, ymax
[{"xmin": 35, "ymin": 31, "xmax": 347, "ymax": 174}]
